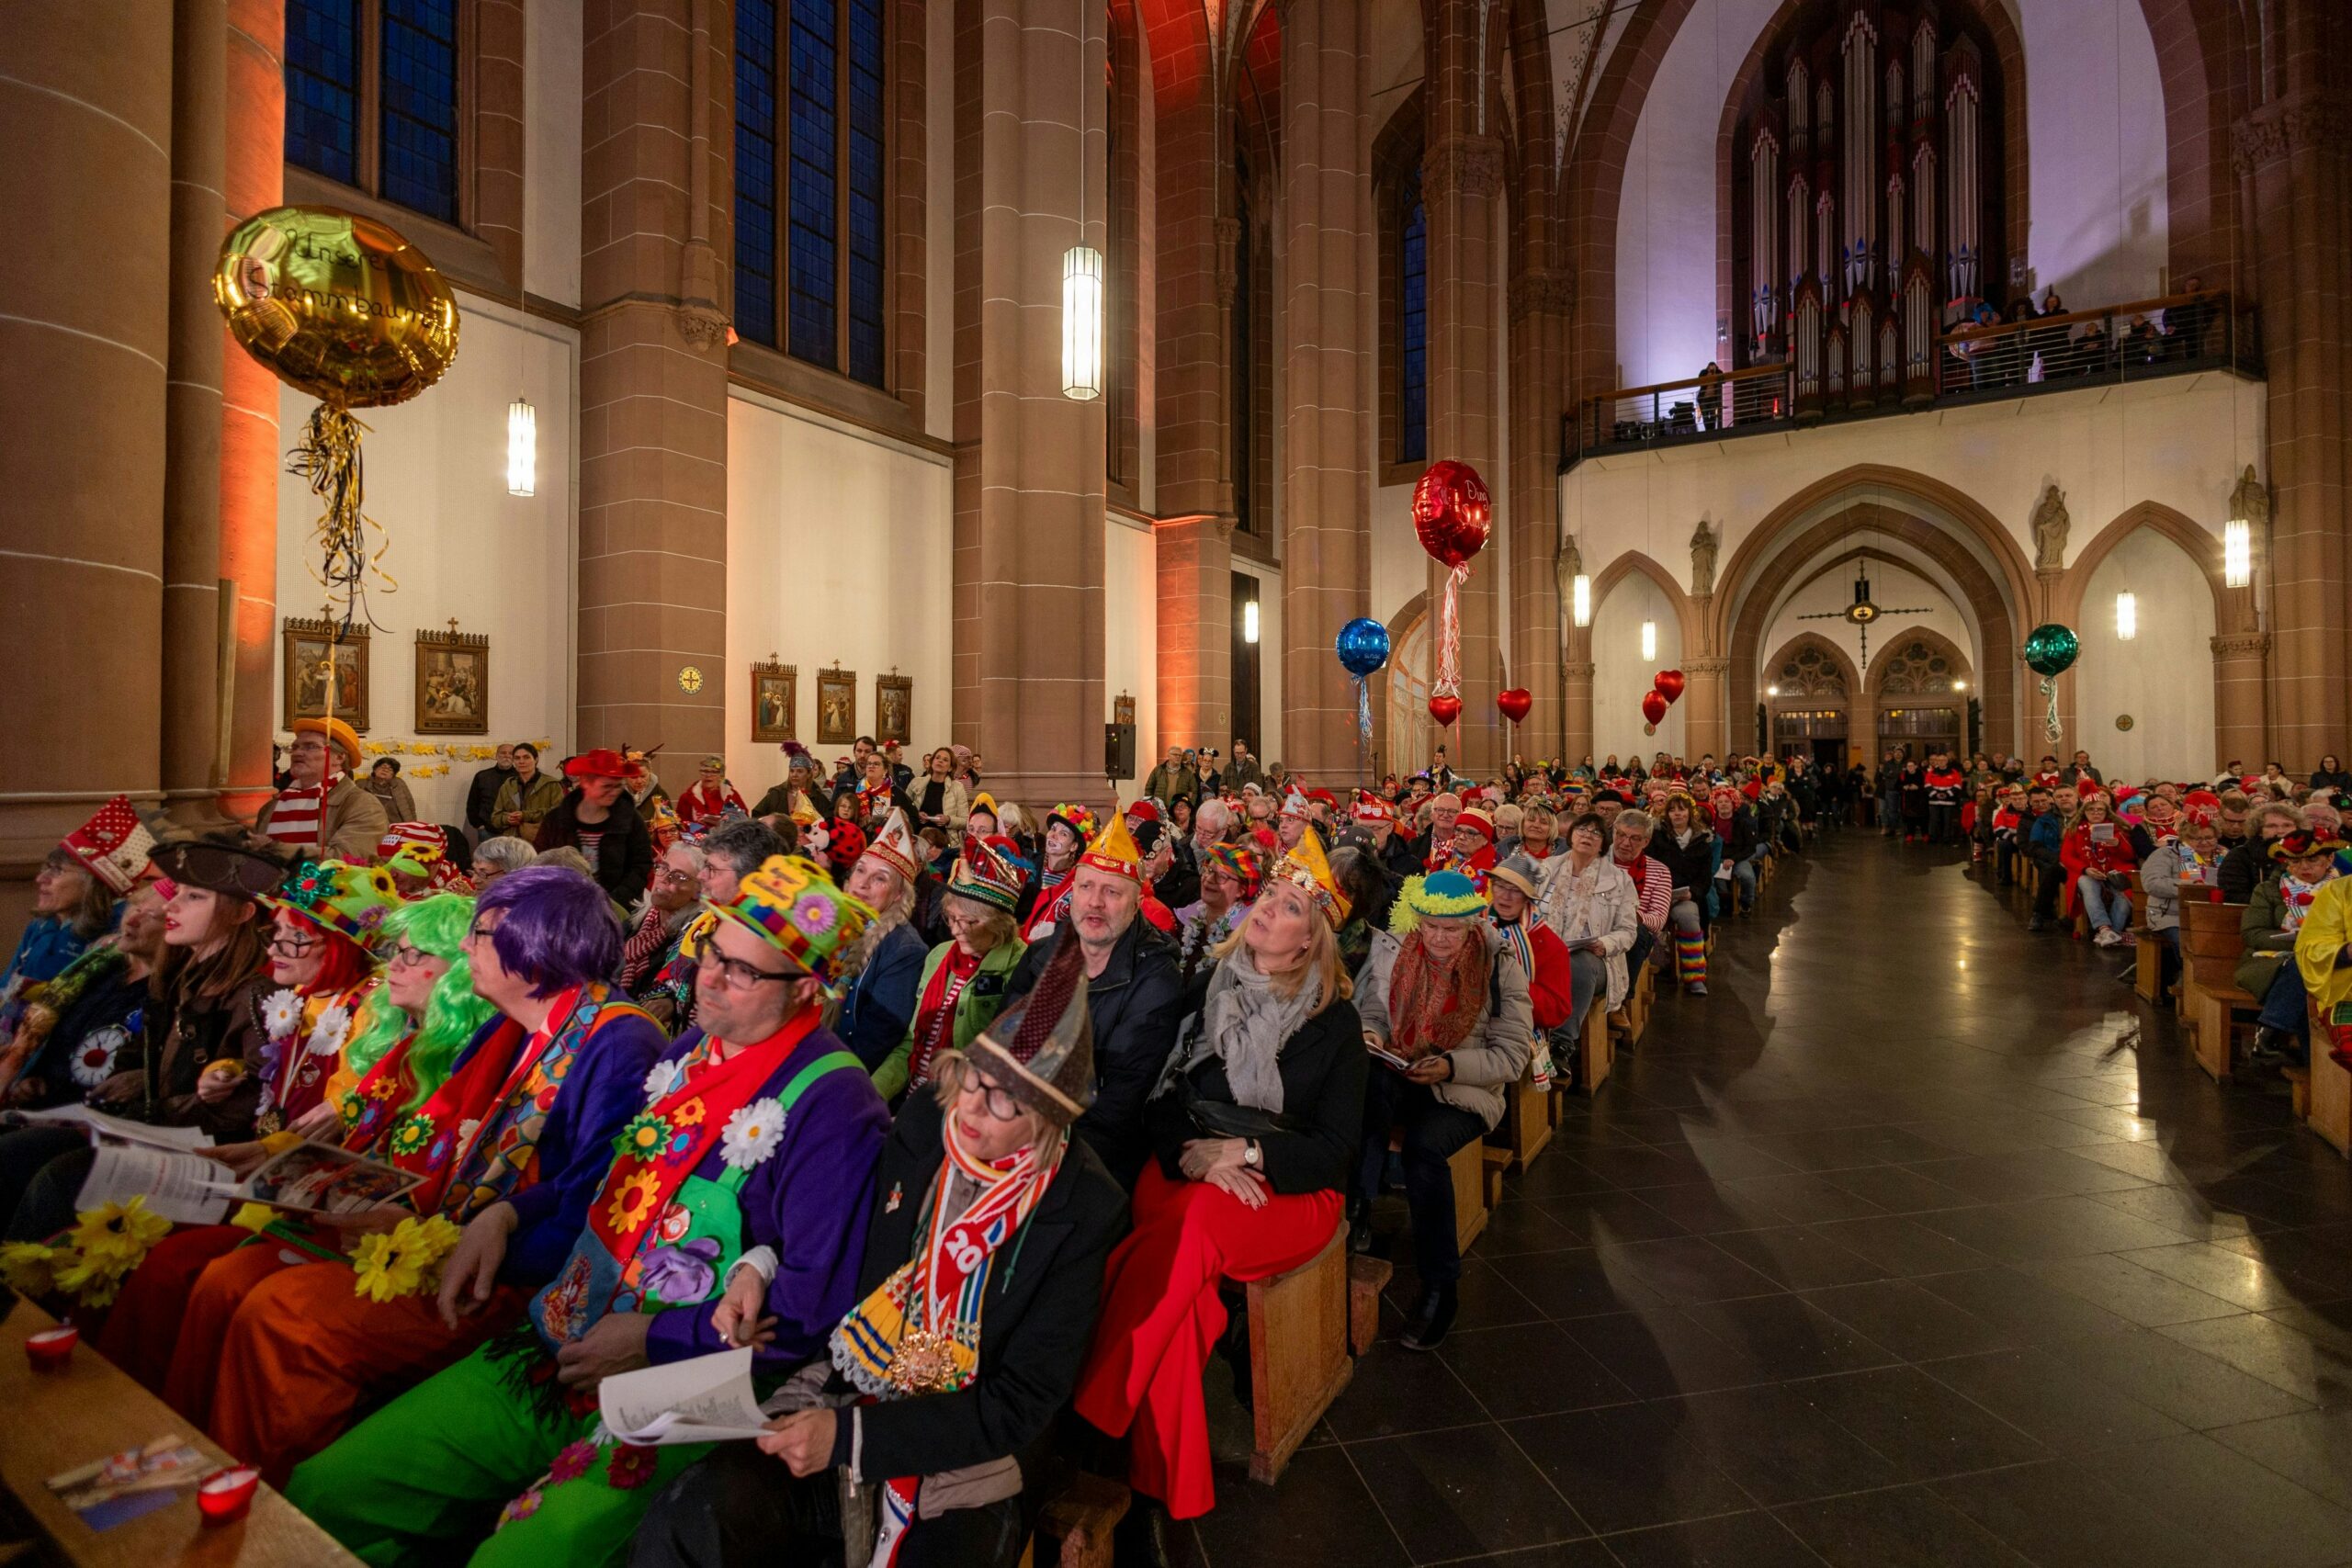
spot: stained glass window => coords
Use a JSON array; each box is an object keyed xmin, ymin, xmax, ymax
[
  {"xmin": 380, "ymin": 0, "xmax": 460, "ymax": 220},
  {"xmin": 1399, "ymin": 168, "xmax": 1428, "ymax": 466},
  {"xmin": 786, "ymin": 0, "xmax": 839, "ymax": 371},
  {"xmin": 284, "ymin": 0, "xmax": 458, "ymax": 225},
  {"xmin": 286, "ymin": 0, "xmax": 361, "ymax": 186},
  {"xmin": 844, "ymin": 0, "xmax": 887, "ymax": 386},
  {"xmin": 735, "ymin": 0, "xmax": 782, "ymax": 347}
]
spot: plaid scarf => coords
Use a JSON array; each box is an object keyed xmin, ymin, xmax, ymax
[{"xmin": 1385, "ymin": 930, "xmax": 1492, "ymax": 1061}]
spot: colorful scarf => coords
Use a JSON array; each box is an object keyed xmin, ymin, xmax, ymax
[
  {"xmin": 1385, "ymin": 930, "xmax": 1492, "ymax": 1061},
  {"xmin": 906, "ymin": 945, "xmax": 981, "ymax": 1090},
  {"xmin": 336, "ymin": 1031, "xmax": 421, "ymax": 1154},
  {"xmin": 831, "ymin": 1111, "xmax": 1052, "ymax": 1401},
  {"xmin": 265, "ymin": 774, "xmax": 340, "ymax": 849},
  {"xmin": 1020, "ymin": 867, "xmax": 1075, "ymax": 943},
  {"xmin": 2283, "ymin": 874, "xmax": 2325, "ymax": 933}
]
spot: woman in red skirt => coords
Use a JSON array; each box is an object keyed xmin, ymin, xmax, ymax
[{"xmin": 1075, "ymin": 831, "xmax": 1364, "ymax": 1533}]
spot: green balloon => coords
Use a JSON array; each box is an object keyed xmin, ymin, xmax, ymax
[{"xmin": 2024, "ymin": 623, "xmax": 2080, "ymax": 678}]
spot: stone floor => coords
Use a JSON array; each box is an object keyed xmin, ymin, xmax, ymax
[{"xmin": 1179, "ymin": 828, "xmax": 2352, "ymax": 1567}]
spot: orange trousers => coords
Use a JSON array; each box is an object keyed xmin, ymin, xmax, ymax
[
  {"xmin": 1072, "ymin": 1164, "xmax": 1340, "ymax": 1520},
  {"xmin": 98, "ymin": 1225, "xmax": 251, "ymax": 1397}
]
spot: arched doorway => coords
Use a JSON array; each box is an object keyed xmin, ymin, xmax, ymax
[
  {"xmin": 1761, "ymin": 633, "xmax": 1860, "ymax": 769},
  {"xmin": 1383, "ymin": 605, "xmax": 1432, "ymax": 778},
  {"xmin": 1870, "ymin": 632, "xmax": 1973, "ymax": 762}
]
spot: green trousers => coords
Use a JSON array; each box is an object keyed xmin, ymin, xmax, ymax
[{"xmin": 285, "ymin": 1342, "xmax": 707, "ymax": 1568}]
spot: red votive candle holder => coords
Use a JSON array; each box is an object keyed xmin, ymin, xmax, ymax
[
  {"xmin": 197, "ymin": 1467, "xmax": 259, "ymax": 1525},
  {"xmin": 24, "ymin": 1325, "xmax": 76, "ymax": 1371}
]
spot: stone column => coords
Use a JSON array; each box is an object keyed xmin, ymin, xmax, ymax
[
  {"xmin": 1508, "ymin": 269, "xmax": 1570, "ymax": 762},
  {"xmin": 949, "ymin": 0, "xmax": 1107, "ymax": 805},
  {"xmin": 1423, "ymin": 0, "xmax": 1504, "ymax": 773},
  {"xmin": 1154, "ymin": 514, "xmax": 1234, "ymax": 755},
  {"xmin": 1562, "ymin": 658, "xmax": 1596, "ymax": 765},
  {"xmin": 0, "ymin": 1, "xmax": 172, "ymax": 908},
  {"xmin": 219, "ymin": 0, "xmax": 285, "ymax": 817},
  {"xmin": 2212, "ymin": 631, "xmax": 2272, "ymax": 773},
  {"xmin": 1686, "ymin": 653, "xmax": 1730, "ymax": 760},
  {"xmin": 163, "ymin": 0, "xmax": 228, "ymax": 815},
  {"xmin": 1278, "ymin": 0, "xmax": 1374, "ymax": 780},
  {"xmin": 575, "ymin": 0, "xmax": 734, "ymax": 785},
  {"xmin": 2236, "ymin": 7, "xmax": 2352, "ymax": 767}
]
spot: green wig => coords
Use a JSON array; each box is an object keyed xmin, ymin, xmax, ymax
[{"xmin": 342, "ymin": 893, "xmax": 496, "ymax": 1111}]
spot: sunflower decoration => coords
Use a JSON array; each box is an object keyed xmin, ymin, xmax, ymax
[
  {"xmin": 605, "ymin": 1168, "xmax": 663, "ymax": 1235},
  {"xmin": 387, "ymin": 1111, "xmax": 435, "ymax": 1159},
  {"xmin": 351, "ymin": 1214, "xmax": 463, "ymax": 1302},
  {"xmin": 71, "ymin": 1198, "xmax": 172, "ymax": 1273},
  {"xmin": 614, "ymin": 1112, "xmax": 671, "ymax": 1162},
  {"xmin": 0, "ymin": 1240, "xmax": 75, "ymax": 1299},
  {"xmin": 672, "ymin": 1097, "xmax": 707, "ymax": 1129}
]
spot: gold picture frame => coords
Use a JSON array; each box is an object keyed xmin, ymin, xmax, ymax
[
  {"xmin": 413, "ymin": 622, "xmax": 490, "ymax": 735},
  {"xmin": 281, "ymin": 616, "xmax": 370, "ymax": 731},
  {"xmin": 876, "ymin": 671, "xmax": 912, "ymax": 745},
  {"xmin": 816, "ymin": 666, "xmax": 857, "ymax": 745},
  {"xmin": 752, "ymin": 658, "xmax": 797, "ymax": 743}
]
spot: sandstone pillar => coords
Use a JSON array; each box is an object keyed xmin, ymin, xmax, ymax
[
  {"xmin": 1686, "ymin": 653, "xmax": 1730, "ymax": 761},
  {"xmin": 1508, "ymin": 270, "xmax": 1570, "ymax": 763},
  {"xmin": 2212, "ymin": 631, "xmax": 2271, "ymax": 774},
  {"xmin": 1154, "ymin": 514, "xmax": 1234, "ymax": 757},
  {"xmin": 949, "ymin": 0, "xmax": 1107, "ymax": 805},
  {"xmin": 220, "ymin": 0, "xmax": 285, "ymax": 817},
  {"xmin": 576, "ymin": 0, "xmax": 734, "ymax": 787},
  {"xmin": 1277, "ymin": 0, "xmax": 1374, "ymax": 780},
  {"xmin": 1562, "ymin": 658, "xmax": 1596, "ymax": 766},
  {"xmin": 0, "ymin": 1, "xmax": 172, "ymax": 897}
]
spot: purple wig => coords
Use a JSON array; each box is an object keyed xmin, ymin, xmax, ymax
[{"xmin": 476, "ymin": 864, "xmax": 622, "ymax": 998}]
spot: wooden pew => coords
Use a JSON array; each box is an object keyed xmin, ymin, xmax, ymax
[
  {"xmin": 2130, "ymin": 874, "xmax": 2166, "ymax": 1003},
  {"xmin": 0, "ymin": 1303, "xmax": 362, "ymax": 1568},
  {"xmin": 1490, "ymin": 1059, "xmax": 1554, "ymax": 1171},
  {"xmin": 1577, "ymin": 996, "xmax": 1613, "ymax": 1095},
  {"xmin": 2301, "ymin": 1000, "xmax": 2352, "ymax": 1159},
  {"xmin": 1448, "ymin": 1138, "xmax": 1490, "ymax": 1253},
  {"xmin": 1029, "ymin": 1472, "xmax": 1130, "ymax": 1568},
  {"xmin": 2178, "ymin": 899, "xmax": 2257, "ymax": 1082},
  {"xmin": 1608, "ymin": 956, "xmax": 1655, "ymax": 1050},
  {"xmin": 1243, "ymin": 1225, "xmax": 1352, "ymax": 1484}
]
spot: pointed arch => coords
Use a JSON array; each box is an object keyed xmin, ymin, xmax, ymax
[
  {"xmin": 1865, "ymin": 626, "xmax": 1973, "ymax": 695},
  {"xmin": 1590, "ymin": 549, "xmax": 1702, "ymax": 653},
  {"xmin": 1761, "ymin": 630, "xmax": 1862, "ymax": 701},
  {"xmin": 2054, "ymin": 500, "xmax": 2231, "ymax": 633}
]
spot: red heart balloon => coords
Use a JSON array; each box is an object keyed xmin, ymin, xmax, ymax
[
  {"xmin": 1652, "ymin": 669, "xmax": 1687, "ymax": 704},
  {"xmin": 1428, "ymin": 693, "xmax": 1463, "ymax": 728},
  {"xmin": 1641, "ymin": 690, "xmax": 1669, "ymax": 726},
  {"xmin": 1410, "ymin": 460, "xmax": 1493, "ymax": 570},
  {"xmin": 1497, "ymin": 687, "xmax": 1533, "ymax": 724}
]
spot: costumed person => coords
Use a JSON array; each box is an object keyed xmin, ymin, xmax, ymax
[
  {"xmin": 1173, "ymin": 840, "xmax": 1260, "ymax": 992},
  {"xmin": 636, "ymin": 820, "xmax": 786, "ymax": 1037},
  {"xmin": 251, "ymin": 858, "xmax": 401, "ymax": 1136},
  {"xmin": 1357, "ymin": 791, "xmax": 1419, "ymax": 882},
  {"xmin": 380, "ymin": 822, "xmax": 473, "ymax": 897},
  {"xmin": 1350, "ymin": 870, "xmax": 1532, "ymax": 1348},
  {"xmin": 833, "ymin": 809, "xmax": 932, "ymax": 1072},
  {"xmin": 1532, "ymin": 813, "xmax": 1640, "ymax": 1034},
  {"xmin": 289, "ymin": 857, "xmax": 889, "ymax": 1566},
  {"xmin": 621, "ymin": 841, "xmax": 708, "ymax": 993},
  {"xmin": 621, "ymin": 746, "xmax": 672, "ymax": 816},
  {"xmin": 1646, "ymin": 794, "xmax": 1717, "ymax": 995},
  {"xmin": 1274, "ymin": 789, "xmax": 1310, "ymax": 852},
  {"xmin": 873, "ymin": 833, "xmax": 1029, "ymax": 1104},
  {"xmin": 492, "ymin": 742, "xmax": 568, "ymax": 846},
  {"xmin": 256, "ymin": 716, "xmax": 390, "ymax": 863},
  {"xmin": 2241, "ymin": 830, "xmax": 2343, "ymax": 1070},
  {"xmin": 2141, "ymin": 798, "xmax": 2226, "ymax": 1002},
  {"xmin": 188, "ymin": 866, "xmax": 668, "ymax": 1484},
  {"xmin": 2296, "ymin": 865, "xmax": 2352, "ymax": 1069},
  {"xmin": 1001, "ymin": 814, "xmax": 1187, "ymax": 1190},
  {"xmin": 636, "ymin": 908, "xmax": 1123, "ymax": 1568},
  {"xmin": 538, "ymin": 749, "xmax": 657, "ymax": 908},
  {"xmin": 0, "ymin": 878, "xmax": 164, "ymax": 1111},
  {"xmin": 675, "ymin": 755, "xmax": 748, "ymax": 829},
  {"xmin": 0, "ymin": 835, "xmax": 283, "ymax": 1242},
  {"xmin": 1486, "ymin": 856, "xmax": 1574, "ymax": 1089},
  {"xmin": 0, "ymin": 796, "xmax": 147, "ymax": 1031},
  {"xmin": 1416, "ymin": 792, "xmax": 1464, "ymax": 870},
  {"xmin": 1017, "ymin": 804, "xmax": 1096, "ymax": 944},
  {"xmin": 1075, "ymin": 831, "xmax": 1363, "ymax": 1536},
  {"xmin": 97, "ymin": 891, "xmax": 495, "ymax": 1397},
  {"xmin": 1442, "ymin": 807, "xmax": 1499, "ymax": 888},
  {"xmin": 750, "ymin": 743, "xmax": 826, "ymax": 823},
  {"xmin": 2059, "ymin": 788, "xmax": 2137, "ymax": 944}
]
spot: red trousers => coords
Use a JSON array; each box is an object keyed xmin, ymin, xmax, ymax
[
  {"xmin": 1073, "ymin": 1164, "xmax": 1341, "ymax": 1520},
  {"xmin": 98, "ymin": 1224, "xmax": 252, "ymax": 1396}
]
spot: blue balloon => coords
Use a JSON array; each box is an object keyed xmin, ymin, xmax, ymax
[{"xmin": 1335, "ymin": 617, "xmax": 1391, "ymax": 678}]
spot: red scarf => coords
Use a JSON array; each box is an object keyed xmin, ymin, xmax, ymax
[
  {"xmin": 266, "ymin": 773, "xmax": 341, "ymax": 848},
  {"xmin": 907, "ymin": 945, "xmax": 981, "ymax": 1090},
  {"xmin": 337, "ymin": 1033, "xmax": 421, "ymax": 1155},
  {"xmin": 1386, "ymin": 932, "xmax": 1492, "ymax": 1060}
]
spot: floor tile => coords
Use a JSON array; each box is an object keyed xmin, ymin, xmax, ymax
[
  {"xmin": 2089, "ymin": 1430, "xmax": 2352, "ymax": 1568},
  {"xmin": 1772, "ymin": 1483, "xmax": 2037, "ymax": 1567},
  {"xmin": 1669, "ymin": 1383, "xmax": 1904, "ymax": 1505},
  {"xmin": 2209, "ymin": 1407, "xmax": 2352, "ymax": 1512},
  {"xmin": 1914, "ymin": 1347, "xmax": 2190, "ymax": 1450},
  {"xmin": 1188, "ymin": 1445, "xmax": 1408, "ymax": 1567},
  {"xmin": 1599, "ymin": 1509, "xmax": 1826, "ymax": 1567},
  {"xmin": 1800, "ymin": 1278, "xmax": 2017, "ymax": 1361},
  {"xmin": 1799, "ymin": 1365, "xmax": 2049, "ymax": 1479},
  {"xmin": 1343, "ymin": 1423, "xmax": 1593, "ymax": 1561},
  {"xmin": 1320, "ymin": 1337, "xmax": 1490, "ymax": 1441},
  {"xmin": 1928, "ymin": 1460, "xmax": 2216, "ymax": 1568},
  {"xmin": 1506, "ymin": 1402, "xmax": 1758, "ymax": 1536},
  {"xmin": 1439, "ymin": 1322, "xmax": 1639, "ymax": 1419}
]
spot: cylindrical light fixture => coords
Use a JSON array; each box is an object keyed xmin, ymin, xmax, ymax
[
  {"xmin": 1571, "ymin": 573, "xmax": 1592, "ymax": 628},
  {"xmin": 1640, "ymin": 619, "xmax": 1657, "ymax": 661},
  {"xmin": 2223, "ymin": 517, "xmax": 2252, "ymax": 588},
  {"xmin": 2114, "ymin": 591, "xmax": 2137, "ymax": 640},
  {"xmin": 1062, "ymin": 245, "xmax": 1104, "ymax": 400},
  {"xmin": 1242, "ymin": 599, "xmax": 1261, "ymax": 645},
  {"xmin": 506, "ymin": 399, "xmax": 537, "ymax": 497}
]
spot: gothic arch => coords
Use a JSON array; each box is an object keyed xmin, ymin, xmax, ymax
[
  {"xmin": 2053, "ymin": 500, "xmax": 2231, "ymax": 633},
  {"xmin": 1865, "ymin": 625, "xmax": 1973, "ymax": 695},
  {"xmin": 1589, "ymin": 549, "xmax": 1703, "ymax": 654},
  {"xmin": 1762, "ymin": 630, "xmax": 1862, "ymax": 701}
]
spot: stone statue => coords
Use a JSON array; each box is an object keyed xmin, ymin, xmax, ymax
[
  {"xmin": 2031, "ymin": 483, "xmax": 2069, "ymax": 572},
  {"xmin": 1690, "ymin": 517, "xmax": 1718, "ymax": 598},
  {"xmin": 2230, "ymin": 465, "xmax": 2270, "ymax": 533},
  {"xmin": 1555, "ymin": 533, "xmax": 1583, "ymax": 607}
]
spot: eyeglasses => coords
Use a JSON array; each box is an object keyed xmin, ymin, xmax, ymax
[
  {"xmin": 652, "ymin": 866, "xmax": 698, "ymax": 887},
  {"xmin": 384, "ymin": 942, "xmax": 435, "ymax": 968},
  {"xmin": 959, "ymin": 1075, "xmax": 1027, "ymax": 1121},
  {"xmin": 466, "ymin": 916, "xmax": 503, "ymax": 942},
  {"xmin": 267, "ymin": 928, "xmax": 317, "ymax": 958},
  {"xmin": 696, "ymin": 948, "xmax": 795, "ymax": 989}
]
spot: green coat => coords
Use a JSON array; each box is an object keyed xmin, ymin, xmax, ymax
[
  {"xmin": 870, "ymin": 937, "xmax": 1026, "ymax": 1103},
  {"xmin": 2236, "ymin": 877, "xmax": 2301, "ymax": 998}
]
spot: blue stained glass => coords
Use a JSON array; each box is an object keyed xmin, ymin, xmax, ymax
[
  {"xmin": 787, "ymin": 0, "xmax": 838, "ymax": 368},
  {"xmin": 845, "ymin": 0, "xmax": 887, "ymax": 385},
  {"xmin": 285, "ymin": 0, "xmax": 360, "ymax": 184},
  {"xmin": 380, "ymin": 0, "xmax": 460, "ymax": 220},
  {"xmin": 1400, "ymin": 174, "xmax": 1428, "ymax": 466},
  {"xmin": 735, "ymin": 0, "xmax": 781, "ymax": 346}
]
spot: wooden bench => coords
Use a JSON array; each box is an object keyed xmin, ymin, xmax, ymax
[
  {"xmin": 1026, "ymin": 1472, "xmax": 1130, "ymax": 1568},
  {"xmin": 1447, "ymin": 1138, "xmax": 1491, "ymax": 1254},
  {"xmin": 0, "ymin": 1303, "xmax": 362, "ymax": 1568},
  {"xmin": 1577, "ymin": 996, "xmax": 1613, "ymax": 1094},
  {"xmin": 1490, "ymin": 1058, "xmax": 1554, "ymax": 1171},
  {"xmin": 1609, "ymin": 957, "xmax": 1655, "ymax": 1050},
  {"xmin": 2301, "ymin": 1000, "xmax": 2352, "ymax": 1159},
  {"xmin": 1242, "ymin": 1224, "xmax": 1351, "ymax": 1484},
  {"xmin": 1347, "ymin": 1256, "xmax": 1393, "ymax": 1356},
  {"xmin": 2180, "ymin": 899, "xmax": 2257, "ymax": 1082}
]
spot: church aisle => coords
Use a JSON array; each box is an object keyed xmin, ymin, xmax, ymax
[{"xmin": 1183, "ymin": 833, "xmax": 2352, "ymax": 1568}]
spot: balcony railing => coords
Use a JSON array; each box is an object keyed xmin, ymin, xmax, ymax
[{"xmin": 1567, "ymin": 290, "xmax": 2261, "ymax": 465}]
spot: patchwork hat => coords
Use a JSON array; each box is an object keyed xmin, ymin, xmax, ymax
[
  {"xmin": 292, "ymin": 715, "xmax": 363, "ymax": 770},
  {"xmin": 1267, "ymin": 828, "xmax": 1350, "ymax": 930},
  {"xmin": 62, "ymin": 795, "xmax": 155, "ymax": 895},
  {"xmin": 708, "ymin": 854, "xmax": 877, "ymax": 983},
  {"xmin": 264, "ymin": 858, "xmax": 402, "ymax": 946},
  {"xmin": 1204, "ymin": 840, "xmax": 1263, "ymax": 900},
  {"xmin": 1078, "ymin": 812, "xmax": 1143, "ymax": 883},
  {"xmin": 947, "ymin": 833, "xmax": 1026, "ymax": 914},
  {"xmin": 967, "ymin": 928, "xmax": 1096, "ymax": 1126},
  {"xmin": 148, "ymin": 832, "xmax": 289, "ymax": 902},
  {"xmin": 1389, "ymin": 869, "xmax": 1490, "ymax": 936},
  {"xmin": 862, "ymin": 807, "xmax": 922, "ymax": 884},
  {"xmin": 1046, "ymin": 803, "xmax": 1099, "ymax": 844}
]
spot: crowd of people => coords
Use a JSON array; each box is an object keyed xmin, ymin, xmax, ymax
[{"xmin": 0, "ymin": 716, "xmax": 1842, "ymax": 1566}]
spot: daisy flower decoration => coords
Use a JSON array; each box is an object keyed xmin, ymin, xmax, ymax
[
  {"xmin": 261, "ymin": 988, "xmax": 303, "ymax": 1039},
  {"xmin": 642, "ymin": 1058, "xmax": 684, "ymax": 1104},
  {"xmin": 719, "ymin": 1098, "xmax": 786, "ymax": 1168},
  {"xmin": 307, "ymin": 1002, "xmax": 354, "ymax": 1057}
]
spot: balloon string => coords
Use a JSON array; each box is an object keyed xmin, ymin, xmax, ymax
[
  {"xmin": 2041, "ymin": 674, "xmax": 2063, "ymax": 745},
  {"xmin": 1356, "ymin": 675, "xmax": 1374, "ymax": 744},
  {"xmin": 1433, "ymin": 563, "xmax": 1469, "ymax": 698},
  {"xmin": 287, "ymin": 403, "xmax": 397, "ymax": 628}
]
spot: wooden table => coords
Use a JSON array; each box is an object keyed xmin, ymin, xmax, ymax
[{"xmin": 0, "ymin": 1303, "xmax": 361, "ymax": 1567}]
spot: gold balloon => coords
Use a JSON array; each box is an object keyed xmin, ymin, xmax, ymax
[{"xmin": 213, "ymin": 205, "xmax": 459, "ymax": 409}]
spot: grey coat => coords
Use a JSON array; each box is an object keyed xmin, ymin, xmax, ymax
[{"xmin": 1354, "ymin": 927, "xmax": 1532, "ymax": 1132}]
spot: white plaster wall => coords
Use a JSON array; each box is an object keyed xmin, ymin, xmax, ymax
[
  {"xmin": 272, "ymin": 300, "xmax": 580, "ymax": 827},
  {"xmin": 1592, "ymin": 571, "xmax": 1687, "ymax": 761},
  {"xmin": 2075, "ymin": 527, "xmax": 2215, "ymax": 781},
  {"xmin": 1233, "ymin": 558, "xmax": 1284, "ymax": 767},
  {"xmin": 1758, "ymin": 558, "xmax": 1973, "ymax": 684},
  {"xmin": 1104, "ymin": 516, "xmax": 1159, "ymax": 786},
  {"xmin": 523, "ymin": 0, "xmax": 582, "ymax": 309},
  {"xmin": 724, "ymin": 394, "xmax": 953, "ymax": 802}
]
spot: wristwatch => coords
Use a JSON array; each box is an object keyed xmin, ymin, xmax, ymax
[{"xmin": 1242, "ymin": 1140, "xmax": 1262, "ymax": 1168}]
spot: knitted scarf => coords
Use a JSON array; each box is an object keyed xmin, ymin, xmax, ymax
[
  {"xmin": 1386, "ymin": 930, "xmax": 1492, "ymax": 1060},
  {"xmin": 2282, "ymin": 874, "xmax": 2326, "ymax": 933},
  {"xmin": 906, "ymin": 943, "xmax": 981, "ymax": 1090},
  {"xmin": 1181, "ymin": 945, "xmax": 1318, "ymax": 1112}
]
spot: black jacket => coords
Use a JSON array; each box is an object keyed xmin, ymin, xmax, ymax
[
  {"xmin": 1144, "ymin": 992, "xmax": 1365, "ymax": 1195},
  {"xmin": 465, "ymin": 763, "xmax": 515, "ymax": 834},
  {"xmin": 536, "ymin": 793, "xmax": 655, "ymax": 906},
  {"xmin": 1004, "ymin": 922, "xmax": 1188, "ymax": 1189},
  {"xmin": 834, "ymin": 1095, "xmax": 1127, "ymax": 1484},
  {"xmin": 2219, "ymin": 840, "xmax": 2278, "ymax": 904},
  {"xmin": 1647, "ymin": 826, "xmax": 1717, "ymax": 909}
]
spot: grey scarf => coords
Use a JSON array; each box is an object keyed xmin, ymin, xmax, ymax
[{"xmin": 1178, "ymin": 945, "xmax": 1319, "ymax": 1113}]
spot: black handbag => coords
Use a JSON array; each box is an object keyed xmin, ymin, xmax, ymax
[{"xmin": 1174, "ymin": 1072, "xmax": 1305, "ymax": 1142}]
